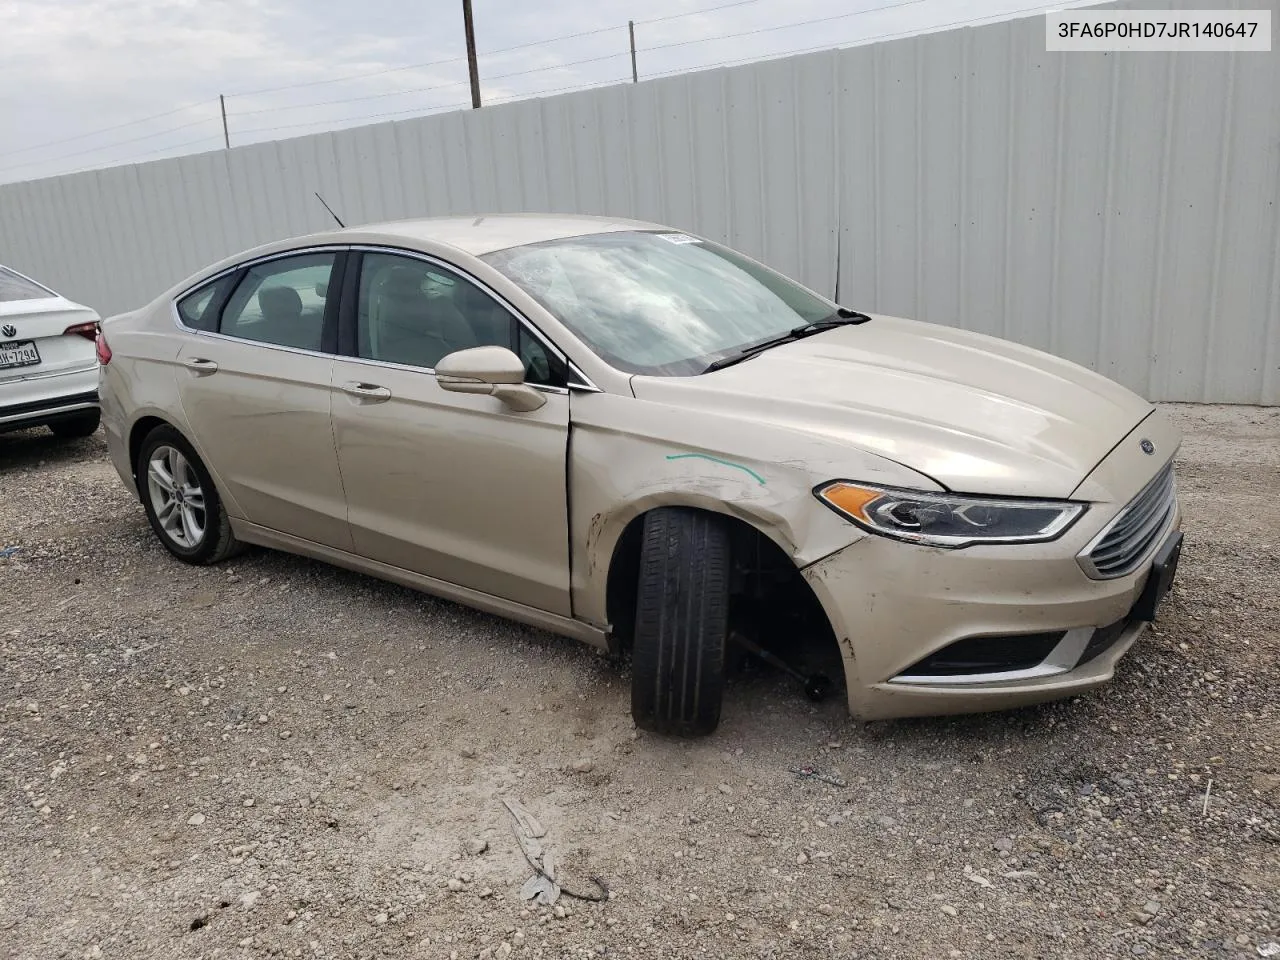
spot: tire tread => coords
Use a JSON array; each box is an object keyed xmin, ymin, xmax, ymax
[{"xmin": 631, "ymin": 508, "xmax": 730, "ymax": 737}]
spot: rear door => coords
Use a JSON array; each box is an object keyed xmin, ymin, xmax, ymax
[
  {"xmin": 329, "ymin": 249, "xmax": 573, "ymax": 614},
  {"xmin": 172, "ymin": 249, "xmax": 353, "ymax": 550}
]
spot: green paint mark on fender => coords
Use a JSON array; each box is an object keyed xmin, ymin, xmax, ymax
[{"xmin": 665, "ymin": 453, "xmax": 766, "ymax": 486}]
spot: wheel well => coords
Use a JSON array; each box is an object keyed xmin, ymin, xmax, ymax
[
  {"xmin": 128, "ymin": 416, "xmax": 169, "ymax": 485},
  {"xmin": 605, "ymin": 508, "xmax": 839, "ymax": 676}
]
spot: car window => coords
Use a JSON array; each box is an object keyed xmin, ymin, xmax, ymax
[
  {"xmin": 0, "ymin": 266, "xmax": 56, "ymax": 303},
  {"xmin": 481, "ymin": 230, "xmax": 836, "ymax": 376},
  {"xmin": 219, "ymin": 253, "xmax": 336, "ymax": 351},
  {"xmin": 176, "ymin": 273, "xmax": 238, "ymax": 332},
  {"xmin": 357, "ymin": 253, "xmax": 563, "ymax": 386}
]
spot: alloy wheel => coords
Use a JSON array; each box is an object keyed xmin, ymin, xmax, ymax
[{"xmin": 146, "ymin": 444, "xmax": 207, "ymax": 548}]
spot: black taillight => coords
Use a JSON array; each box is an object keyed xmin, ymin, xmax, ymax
[{"xmin": 63, "ymin": 320, "xmax": 99, "ymax": 341}]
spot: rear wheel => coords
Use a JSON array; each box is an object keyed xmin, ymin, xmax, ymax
[
  {"xmin": 48, "ymin": 409, "xmax": 100, "ymax": 439},
  {"xmin": 137, "ymin": 425, "xmax": 241, "ymax": 565},
  {"xmin": 630, "ymin": 508, "xmax": 730, "ymax": 737}
]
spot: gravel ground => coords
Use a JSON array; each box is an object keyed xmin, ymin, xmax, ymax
[{"xmin": 1, "ymin": 402, "xmax": 1277, "ymax": 960}]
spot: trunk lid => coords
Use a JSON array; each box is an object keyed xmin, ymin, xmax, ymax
[{"xmin": 0, "ymin": 296, "xmax": 101, "ymax": 383}]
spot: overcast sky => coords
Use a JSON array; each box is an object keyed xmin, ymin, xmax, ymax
[{"xmin": 0, "ymin": 0, "xmax": 1098, "ymax": 185}]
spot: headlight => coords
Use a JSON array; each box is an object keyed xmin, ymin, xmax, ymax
[{"xmin": 815, "ymin": 481, "xmax": 1086, "ymax": 547}]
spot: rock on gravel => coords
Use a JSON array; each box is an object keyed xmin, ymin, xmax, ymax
[{"xmin": 0, "ymin": 407, "xmax": 1278, "ymax": 959}]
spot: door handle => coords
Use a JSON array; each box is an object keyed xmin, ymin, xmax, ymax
[
  {"xmin": 183, "ymin": 357, "xmax": 219, "ymax": 376},
  {"xmin": 341, "ymin": 381, "xmax": 392, "ymax": 403}
]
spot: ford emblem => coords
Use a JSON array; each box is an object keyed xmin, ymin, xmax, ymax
[{"xmin": 1140, "ymin": 438, "xmax": 1155, "ymax": 455}]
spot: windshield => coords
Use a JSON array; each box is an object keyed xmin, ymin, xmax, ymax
[
  {"xmin": 481, "ymin": 230, "xmax": 835, "ymax": 375},
  {"xmin": 0, "ymin": 266, "xmax": 56, "ymax": 303}
]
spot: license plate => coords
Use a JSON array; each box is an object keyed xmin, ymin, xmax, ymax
[
  {"xmin": 1132, "ymin": 531, "xmax": 1183, "ymax": 622},
  {"xmin": 0, "ymin": 339, "xmax": 40, "ymax": 370}
]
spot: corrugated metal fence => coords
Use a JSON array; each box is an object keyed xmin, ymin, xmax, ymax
[{"xmin": 1, "ymin": 0, "xmax": 1277, "ymax": 403}]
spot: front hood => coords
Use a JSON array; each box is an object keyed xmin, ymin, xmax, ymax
[{"xmin": 630, "ymin": 316, "xmax": 1154, "ymax": 499}]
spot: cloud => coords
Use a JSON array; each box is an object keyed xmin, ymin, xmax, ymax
[{"xmin": 0, "ymin": 0, "xmax": 1100, "ymax": 183}]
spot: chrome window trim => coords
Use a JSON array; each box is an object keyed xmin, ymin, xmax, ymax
[
  {"xmin": 166, "ymin": 305, "xmax": 340, "ymax": 362},
  {"xmin": 347, "ymin": 244, "xmax": 601, "ymax": 392},
  {"xmin": 171, "ymin": 244, "xmax": 351, "ymax": 307},
  {"xmin": 168, "ymin": 242, "xmax": 603, "ymax": 392},
  {"xmin": 168, "ymin": 246, "xmax": 348, "ymax": 362},
  {"xmin": 1076, "ymin": 458, "xmax": 1177, "ymax": 580}
]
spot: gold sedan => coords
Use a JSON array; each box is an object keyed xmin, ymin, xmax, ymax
[{"xmin": 99, "ymin": 215, "xmax": 1182, "ymax": 736}]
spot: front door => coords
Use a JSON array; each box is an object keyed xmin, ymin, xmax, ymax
[
  {"xmin": 173, "ymin": 250, "xmax": 352, "ymax": 551},
  {"xmin": 330, "ymin": 250, "xmax": 571, "ymax": 615}
]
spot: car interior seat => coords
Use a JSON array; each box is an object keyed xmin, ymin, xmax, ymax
[
  {"xmin": 257, "ymin": 285, "xmax": 319, "ymax": 350},
  {"xmin": 370, "ymin": 265, "xmax": 479, "ymax": 368}
]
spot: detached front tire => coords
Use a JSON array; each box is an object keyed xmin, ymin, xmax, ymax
[
  {"xmin": 137, "ymin": 424, "xmax": 241, "ymax": 565},
  {"xmin": 630, "ymin": 508, "xmax": 730, "ymax": 737}
]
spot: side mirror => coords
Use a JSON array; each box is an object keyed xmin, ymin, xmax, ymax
[{"xmin": 436, "ymin": 346, "xmax": 546, "ymax": 412}]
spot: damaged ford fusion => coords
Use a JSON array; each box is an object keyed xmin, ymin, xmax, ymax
[{"xmin": 99, "ymin": 214, "xmax": 1181, "ymax": 737}]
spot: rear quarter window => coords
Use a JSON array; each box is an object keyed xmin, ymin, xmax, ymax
[{"xmin": 176, "ymin": 274, "xmax": 238, "ymax": 332}]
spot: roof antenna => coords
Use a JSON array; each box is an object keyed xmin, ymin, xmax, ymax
[{"xmin": 314, "ymin": 191, "xmax": 345, "ymax": 229}]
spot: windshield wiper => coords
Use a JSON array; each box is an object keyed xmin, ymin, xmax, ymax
[{"xmin": 702, "ymin": 307, "xmax": 872, "ymax": 373}]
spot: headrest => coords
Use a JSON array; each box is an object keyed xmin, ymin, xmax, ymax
[
  {"xmin": 259, "ymin": 284, "xmax": 302, "ymax": 319},
  {"xmin": 380, "ymin": 266, "xmax": 424, "ymax": 300}
]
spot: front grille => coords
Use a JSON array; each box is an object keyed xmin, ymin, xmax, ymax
[{"xmin": 1082, "ymin": 463, "xmax": 1176, "ymax": 579}]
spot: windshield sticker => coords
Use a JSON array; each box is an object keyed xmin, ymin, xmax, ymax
[{"xmin": 657, "ymin": 233, "xmax": 702, "ymax": 245}]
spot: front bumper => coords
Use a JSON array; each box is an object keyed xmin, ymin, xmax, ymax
[{"xmin": 802, "ymin": 412, "xmax": 1183, "ymax": 721}]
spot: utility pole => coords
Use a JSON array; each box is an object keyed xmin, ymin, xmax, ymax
[
  {"xmin": 219, "ymin": 95, "xmax": 230, "ymax": 148},
  {"xmin": 628, "ymin": 20, "xmax": 638, "ymax": 83},
  {"xmin": 463, "ymin": 0, "xmax": 481, "ymax": 108}
]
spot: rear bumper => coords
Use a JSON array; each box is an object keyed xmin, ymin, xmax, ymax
[{"xmin": 0, "ymin": 366, "xmax": 99, "ymax": 432}]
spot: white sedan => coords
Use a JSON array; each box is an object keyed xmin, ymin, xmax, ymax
[{"xmin": 0, "ymin": 265, "xmax": 102, "ymax": 438}]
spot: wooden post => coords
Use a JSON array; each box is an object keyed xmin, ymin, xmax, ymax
[
  {"xmin": 629, "ymin": 20, "xmax": 638, "ymax": 83},
  {"xmin": 463, "ymin": 0, "xmax": 481, "ymax": 108}
]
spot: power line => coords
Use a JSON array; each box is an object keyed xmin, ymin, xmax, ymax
[
  {"xmin": 63, "ymin": 135, "xmax": 228, "ymax": 178},
  {"xmin": 230, "ymin": 53, "xmax": 468, "ymax": 99},
  {"xmin": 475, "ymin": 75, "xmax": 635, "ymax": 106},
  {"xmin": 232, "ymin": 100, "xmax": 472, "ymax": 138},
  {"xmin": 638, "ymin": 0, "xmax": 766, "ymax": 24},
  {"xmin": 227, "ymin": 49, "xmax": 631, "ymax": 120},
  {"xmin": 0, "ymin": 0, "xmax": 873, "ymax": 165},
  {"xmin": 226, "ymin": 0, "xmax": 934, "ymax": 123},
  {"xmin": 233, "ymin": 74, "xmax": 631, "ymax": 141},
  {"xmin": 3, "ymin": 0, "xmax": 1086, "ymax": 180},
  {"xmin": 228, "ymin": 0, "xmax": 770, "ymax": 100},
  {"xmin": 638, "ymin": 0, "xmax": 933, "ymax": 53},
  {"xmin": 0, "ymin": 99, "xmax": 217, "ymax": 161},
  {"xmin": 0, "ymin": 115, "xmax": 220, "ymax": 176},
  {"xmin": 645, "ymin": 0, "xmax": 1095, "ymax": 78}
]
